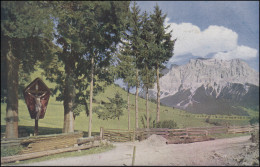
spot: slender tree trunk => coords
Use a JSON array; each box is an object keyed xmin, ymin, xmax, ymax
[
  {"xmin": 156, "ymin": 63, "xmax": 160, "ymax": 123},
  {"xmin": 63, "ymin": 59, "xmax": 75, "ymax": 133},
  {"xmin": 146, "ymin": 86, "xmax": 149, "ymax": 129},
  {"xmin": 135, "ymin": 69, "xmax": 139, "ymax": 129},
  {"xmin": 88, "ymin": 56, "xmax": 94, "ymax": 137},
  {"xmin": 5, "ymin": 40, "xmax": 19, "ymax": 138},
  {"xmin": 127, "ymin": 85, "xmax": 130, "ymax": 131}
]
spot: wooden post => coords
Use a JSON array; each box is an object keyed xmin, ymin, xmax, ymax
[
  {"xmin": 132, "ymin": 128, "xmax": 135, "ymax": 142},
  {"xmin": 132, "ymin": 146, "xmax": 136, "ymax": 166},
  {"xmin": 205, "ymin": 130, "xmax": 208, "ymax": 136},
  {"xmin": 100, "ymin": 127, "xmax": 103, "ymax": 140},
  {"xmin": 34, "ymin": 119, "xmax": 38, "ymax": 136}
]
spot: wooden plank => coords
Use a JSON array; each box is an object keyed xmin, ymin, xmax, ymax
[
  {"xmin": 77, "ymin": 136, "xmax": 101, "ymax": 145},
  {"xmin": 104, "ymin": 129, "xmax": 134, "ymax": 132},
  {"xmin": 1, "ymin": 142, "xmax": 101, "ymax": 164}
]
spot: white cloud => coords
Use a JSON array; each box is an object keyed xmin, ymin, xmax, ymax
[
  {"xmin": 213, "ymin": 45, "xmax": 258, "ymax": 60},
  {"xmin": 164, "ymin": 17, "xmax": 257, "ymax": 63}
]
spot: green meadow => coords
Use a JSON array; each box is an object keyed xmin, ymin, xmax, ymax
[{"xmin": 1, "ymin": 68, "xmax": 254, "ymax": 136}]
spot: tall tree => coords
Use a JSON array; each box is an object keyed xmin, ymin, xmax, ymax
[
  {"xmin": 1, "ymin": 1, "xmax": 55, "ymax": 138},
  {"xmin": 51, "ymin": 1, "xmax": 88, "ymax": 133},
  {"xmin": 128, "ymin": 2, "xmax": 143, "ymax": 129},
  {"xmin": 116, "ymin": 42, "xmax": 136, "ymax": 130},
  {"xmin": 150, "ymin": 4, "xmax": 176, "ymax": 123},
  {"xmin": 139, "ymin": 11, "xmax": 156, "ymax": 129},
  {"xmin": 83, "ymin": 1, "xmax": 130, "ymax": 137},
  {"xmin": 46, "ymin": 1, "xmax": 130, "ymax": 135}
]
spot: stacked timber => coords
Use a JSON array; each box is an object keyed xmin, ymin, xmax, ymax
[
  {"xmin": 77, "ymin": 136, "xmax": 101, "ymax": 145},
  {"xmin": 103, "ymin": 129, "xmax": 133, "ymax": 142},
  {"xmin": 20, "ymin": 132, "xmax": 83, "ymax": 154},
  {"xmin": 1, "ymin": 138, "xmax": 25, "ymax": 147},
  {"xmin": 1, "ymin": 142, "xmax": 101, "ymax": 164}
]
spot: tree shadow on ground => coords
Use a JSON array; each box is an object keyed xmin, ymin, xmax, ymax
[{"xmin": 1, "ymin": 125, "xmax": 99, "ymax": 138}]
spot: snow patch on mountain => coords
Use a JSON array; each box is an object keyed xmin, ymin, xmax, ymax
[{"xmin": 151, "ymin": 58, "xmax": 259, "ymax": 99}]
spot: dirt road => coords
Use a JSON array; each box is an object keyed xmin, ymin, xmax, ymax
[{"xmin": 19, "ymin": 135, "xmax": 259, "ymax": 166}]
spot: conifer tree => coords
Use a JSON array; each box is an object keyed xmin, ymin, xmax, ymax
[
  {"xmin": 128, "ymin": 2, "xmax": 143, "ymax": 129},
  {"xmin": 139, "ymin": 11, "xmax": 156, "ymax": 129},
  {"xmin": 51, "ymin": 1, "xmax": 88, "ymax": 133},
  {"xmin": 1, "ymin": 1, "xmax": 55, "ymax": 138},
  {"xmin": 95, "ymin": 92, "xmax": 127, "ymax": 121},
  {"xmin": 150, "ymin": 4, "xmax": 176, "ymax": 123},
  {"xmin": 116, "ymin": 42, "xmax": 135, "ymax": 130},
  {"xmin": 83, "ymin": 1, "xmax": 130, "ymax": 137}
]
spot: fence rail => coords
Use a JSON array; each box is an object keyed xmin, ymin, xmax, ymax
[
  {"xmin": 1, "ymin": 142, "xmax": 101, "ymax": 164},
  {"xmin": 102, "ymin": 125, "xmax": 257, "ymax": 143}
]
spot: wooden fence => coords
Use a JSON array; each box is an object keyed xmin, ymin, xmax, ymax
[
  {"xmin": 20, "ymin": 132, "xmax": 83, "ymax": 154},
  {"xmin": 1, "ymin": 132, "xmax": 108, "ymax": 164},
  {"xmin": 186, "ymin": 126, "xmax": 228, "ymax": 134},
  {"xmin": 1, "ymin": 141, "xmax": 101, "ymax": 164},
  {"xmin": 227, "ymin": 125, "xmax": 258, "ymax": 134},
  {"xmin": 1, "ymin": 132, "xmax": 83, "ymax": 153},
  {"xmin": 101, "ymin": 128, "xmax": 135, "ymax": 142},
  {"xmin": 101, "ymin": 125, "xmax": 257, "ymax": 143},
  {"xmin": 101, "ymin": 127, "xmax": 213, "ymax": 142}
]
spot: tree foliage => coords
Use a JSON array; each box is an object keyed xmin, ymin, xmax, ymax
[
  {"xmin": 41, "ymin": 1, "xmax": 130, "ymax": 133},
  {"xmin": 94, "ymin": 92, "xmax": 127, "ymax": 120},
  {"xmin": 1, "ymin": 1, "xmax": 55, "ymax": 101},
  {"xmin": 150, "ymin": 4, "xmax": 176, "ymax": 68},
  {"xmin": 1, "ymin": 1, "xmax": 55, "ymax": 138},
  {"xmin": 139, "ymin": 11, "xmax": 156, "ymax": 90},
  {"xmin": 150, "ymin": 4, "xmax": 176, "ymax": 123},
  {"xmin": 154, "ymin": 120, "xmax": 178, "ymax": 129}
]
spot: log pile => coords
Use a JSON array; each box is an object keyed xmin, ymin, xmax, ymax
[
  {"xmin": 77, "ymin": 136, "xmax": 101, "ymax": 145},
  {"xmin": 103, "ymin": 129, "xmax": 134, "ymax": 142},
  {"xmin": 20, "ymin": 132, "xmax": 83, "ymax": 154}
]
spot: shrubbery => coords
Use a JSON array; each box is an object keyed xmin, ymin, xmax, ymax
[
  {"xmin": 154, "ymin": 120, "xmax": 178, "ymax": 129},
  {"xmin": 1, "ymin": 145, "xmax": 24, "ymax": 157},
  {"xmin": 249, "ymin": 117, "xmax": 259, "ymax": 125}
]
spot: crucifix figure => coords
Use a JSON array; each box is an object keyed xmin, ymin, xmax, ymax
[
  {"xmin": 26, "ymin": 83, "xmax": 48, "ymax": 136},
  {"xmin": 27, "ymin": 91, "xmax": 47, "ymax": 120},
  {"xmin": 24, "ymin": 78, "xmax": 51, "ymax": 136}
]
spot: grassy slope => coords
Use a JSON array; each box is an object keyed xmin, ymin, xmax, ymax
[{"xmin": 1, "ymin": 68, "xmax": 253, "ymax": 135}]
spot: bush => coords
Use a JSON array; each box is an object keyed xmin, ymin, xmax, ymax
[
  {"xmin": 154, "ymin": 120, "xmax": 178, "ymax": 129},
  {"xmin": 249, "ymin": 117, "xmax": 259, "ymax": 125},
  {"xmin": 1, "ymin": 145, "xmax": 24, "ymax": 157}
]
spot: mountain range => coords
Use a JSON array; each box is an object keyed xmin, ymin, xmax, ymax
[{"xmin": 141, "ymin": 58, "xmax": 259, "ymax": 116}]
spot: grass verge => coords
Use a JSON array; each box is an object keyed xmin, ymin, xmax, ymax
[{"xmin": 2, "ymin": 143, "xmax": 115, "ymax": 166}]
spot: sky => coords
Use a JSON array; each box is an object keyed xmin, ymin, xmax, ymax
[{"xmin": 135, "ymin": 1, "xmax": 259, "ymax": 72}]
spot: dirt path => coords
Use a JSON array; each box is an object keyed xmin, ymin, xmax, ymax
[{"xmin": 18, "ymin": 135, "xmax": 259, "ymax": 166}]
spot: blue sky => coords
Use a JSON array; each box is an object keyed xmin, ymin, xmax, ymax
[{"xmin": 135, "ymin": 1, "xmax": 259, "ymax": 72}]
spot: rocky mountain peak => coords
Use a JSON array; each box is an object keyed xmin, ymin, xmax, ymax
[
  {"xmin": 142, "ymin": 58, "xmax": 259, "ymax": 115},
  {"xmin": 152, "ymin": 58, "xmax": 259, "ymax": 99}
]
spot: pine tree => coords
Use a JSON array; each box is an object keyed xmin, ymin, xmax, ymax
[
  {"xmin": 95, "ymin": 92, "xmax": 127, "ymax": 121},
  {"xmin": 128, "ymin": 2, "xmax": 143, "ymax": 129},
  {"xmin": 1, "ymin": 1, "xmax": 55, "ymax": 138},
  {"xmin": 150, "ymin": 4, "xmax": 176, "ymax": 123},
  {"xmin": 83, "ymin": 1, "xmax": 130, "ymax": 137},
  {"xmin": 139, "ymin": 11, "xmax": 156, "ymax": 129},
  {"xmin": 51, "ymin": 1, "xmax": 88, "ymax": 133},
  {"xmin": 116, "ymin": 42, "xmax": 136, "ymax": 130}
]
